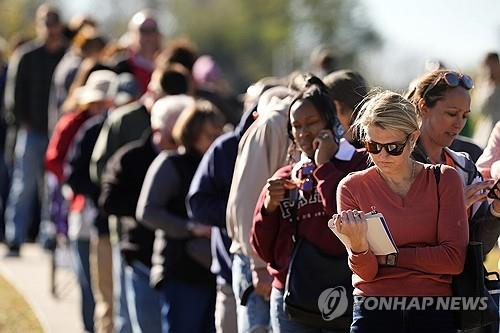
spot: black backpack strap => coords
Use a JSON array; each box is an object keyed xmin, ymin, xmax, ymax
[
  {"xmin": 433, "ymin": 164, "xmax": 441, "ymax": 185},
  {"xmin": 289, "ymin": 188, "xmax": 299, "ymax": 245},
  {"xmin": 433, "ymin": 164, "xmax": 441, "ymax": 223}
]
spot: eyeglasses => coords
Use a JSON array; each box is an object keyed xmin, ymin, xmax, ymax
[
  {"xmin": 364, "ymin": 135, "xmax": 411, "ymax": 156},
  {"xmin": 422, "ymin": 72, "xmax": 474, "ymax": 100}
]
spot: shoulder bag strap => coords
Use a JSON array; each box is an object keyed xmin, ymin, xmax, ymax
[
  {"xmin": 289, "ymin": 188, "xmax": 299, "ymax": 245},
  {"xmin": 433, "ymin": 164, "xmax": 441, "ymax": 237}
]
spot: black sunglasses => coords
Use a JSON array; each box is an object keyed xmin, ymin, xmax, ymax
[
  {"xmin": 422, "ymin": 72, "xmax": 474, "ymax": 100},
  {"xmin": 364, "ymin": 135, "xmax": 411, "ymax": 156}
]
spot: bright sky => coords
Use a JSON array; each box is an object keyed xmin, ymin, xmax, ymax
[{"xmin": 360, "ymin": 0, "xmax": 500, "ymax": 88}]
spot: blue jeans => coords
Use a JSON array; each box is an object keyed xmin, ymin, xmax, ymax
[
  {"xmin": 124, "ymin": 261, "xmax": 162, "ymax": 333},
  {"xmin": 232, "ymin": 253, "xmax": 271, "ymax": 333},
  {"xmin": 350, "ymin": 297, "xmax": 456, "ymax": 333},
  {"xmin": 5, "ymin": 129, "xmax": 47, "ymax": 247},
  {"xmin": 158, "ymin": 278, "xmax": 216, "ymax": 333},
  {"xmin": 270, "ymin": 287, "xmax": 347, "ymax": 333},
  {"xmin": 71, "ymin": 239, "xmax": 95, "ymax": 333},
  {"xmin": 111, "ymin": 238, "xmax": 132, "ymax": 333},
  {"xmin": 0, "ymin": 149, "xmax": 9, "ymax": 241}
]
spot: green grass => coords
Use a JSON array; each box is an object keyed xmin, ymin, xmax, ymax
[{"xmin": 0, "ymin": 273, "xmax": 43, "ymax": 333}]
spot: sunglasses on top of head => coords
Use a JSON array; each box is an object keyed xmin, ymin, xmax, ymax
[
  {"xmin": 422, "ymin": 72, "xmax": 474, "ymax": 100},
  {"xmin": 364, "ymin": 135, "xmax": 411, "ymax": 156}
]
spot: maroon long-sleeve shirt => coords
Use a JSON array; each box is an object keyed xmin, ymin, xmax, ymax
[{"xmin": 251, "ymin": 151, "xmax": 369, "ymax": 289}]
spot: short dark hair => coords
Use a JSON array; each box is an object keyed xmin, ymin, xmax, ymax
[
  {"xmin": 172, "ymin": 100, "xmax": 225, "ymax": 151},
  {"xmin": 484, "ymin": 52, "xmax": 499, "ymax": 64},
  {"xmin": 323, "ymin": 70, "xmax": 368, "ymax": 112},
  {"xmin": 159, "ymin": 63, "xmax": 192, "ymax": 96},
  {"xmin": 36, "ymin": 3, "xmax": 61, "ymax": 24},
  {"xmin": 157, "ymin": 38, "xmax": 198, "ymax": 71}
]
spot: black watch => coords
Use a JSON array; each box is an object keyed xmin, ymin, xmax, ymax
[{"xmin": 386, "ymin": 253, "xmax": 397, "ymax": 266}]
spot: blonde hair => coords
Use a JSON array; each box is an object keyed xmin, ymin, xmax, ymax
[{"xmin": 352, "ymin": 90, "xmax": 420, "ymax": 142}]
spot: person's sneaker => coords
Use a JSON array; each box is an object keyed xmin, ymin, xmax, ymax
[{"xmin": 4, "ymin": 245, "xmax": 20, "ymax": 258}]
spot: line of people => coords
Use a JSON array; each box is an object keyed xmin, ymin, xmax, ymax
[{"xmin": 1, "ymin": 3, "xmax": 500, "ymax": 333}]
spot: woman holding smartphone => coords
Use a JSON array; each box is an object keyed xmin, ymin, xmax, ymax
[
  {"xmin": 250, "ymin": 74, "xmax": 368, "ymax": 332},
  {"xmin": 333, "ymin": 90, "xmax": 468, "ymax": 333},
  {"xmin": 407, "ymin": 70, "xmax": 500, "ymax": 255}
]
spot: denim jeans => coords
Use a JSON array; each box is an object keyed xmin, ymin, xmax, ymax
[
  {"xmin": 270, "ymin": 287, "xmax": 348, "ymax": 333},
  {"xmin": 124, "ymin": 261, "xmax": 162, "ymax": 333},
  {"xmin": 5, "ymin": 129, "xmax": 47, "ymax": 247},
  {"xmin": 111, "ymin": 235, "xmax": 132, "ymax": 333},
  {"xmin": 158, "ymin": 278, "xmax": 216, "ymax": 333},
  {"xmin": 71, "ymin": 239, "xmax": 95, "ymax": 333},
  {"xmin": 232, "ymin": 253, "xmax": 271, "ymax": 333},
  {"xmin": 350, "ymin": 296, "xmax": 456, "ymax": 333},
  {"xmin": 0, "ymin": 147, "xmax": 10, "ymax": 241}
]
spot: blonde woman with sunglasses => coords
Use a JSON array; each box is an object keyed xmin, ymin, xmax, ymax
[
  {"xmin": 332, "ymin": 90, "xmax": 468, "ymax": 333},
  {"xmin": 407, "ymin": 70, "xmax": 500, "ymax": 257}
]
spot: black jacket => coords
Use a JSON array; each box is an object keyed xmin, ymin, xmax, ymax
[
  {"xmin": 4, "ymin": 41, "xmax": 66, "ymax": 134},
  {"xmin": 99, "ymin": 131, "xmax": 157, "ymax": 267},
  {"xmin": 139, "ymin": 151, "xmax": 215, "ymax": 287}
]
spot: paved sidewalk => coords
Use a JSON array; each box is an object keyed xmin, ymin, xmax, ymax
[{"xmin": 0, "ymin": 243, "xmax": 82, "ymax": 333}]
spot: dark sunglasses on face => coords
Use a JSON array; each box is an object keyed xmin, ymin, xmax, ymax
[
  {"xmin": 364, "ymin": 135, "xmax": 411, "ymax": 156},
  {"xmin": 422, "ymin": 72, "xmax": 474, "ymax": 100}
]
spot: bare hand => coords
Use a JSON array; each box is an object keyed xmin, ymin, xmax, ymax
[
  {"xmin": 251, "ymin": 267, "xmax": 273, "ymax": 300},
  {"xmin": 263, "ymin": 178, "xmax": 297, "ymax": 213},
  {"xmin": 335, "ymin": 210, "xmax": 369, "ymax": 253},
  {"xmin": 313, "ymin": 130, "xmax": 339, "ymax": 166},
  {"xmin": 464, "ymin": 180, "xmax": 494, "ymax": 209}
]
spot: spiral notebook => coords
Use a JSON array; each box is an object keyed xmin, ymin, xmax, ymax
[{"xmin": 328, "ymin": 212, "xmax": 398, "ymax": 255}]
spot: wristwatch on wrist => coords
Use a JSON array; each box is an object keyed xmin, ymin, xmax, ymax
[{"xmin": 386, "ymin": 253, "xmax": 397, "ymax": 266}]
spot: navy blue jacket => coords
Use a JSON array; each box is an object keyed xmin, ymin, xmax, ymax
[{"xmin": 187, "ymin": 107, "xmax": 255, "ymax": 284}]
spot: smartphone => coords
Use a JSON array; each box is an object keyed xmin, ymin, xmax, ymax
[
  {"xmin": 487, "ymin": 179, "xmax": 500, "ymax": 199},
  {"xmin": 332, "ymin": 121, "xmax": 345, "ymax": 143}
]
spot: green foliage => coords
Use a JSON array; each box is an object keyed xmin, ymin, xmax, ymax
[
  {"xmin": 169, "ymin": 0, "xmax": 379, "ymax": 91},
  {"xmin": 0, "ymin": 0, "xmax": 39, "ymax": 50},
  {"xmin": 169, "ymin": 0, "xmax": 292, "ymax": 91}
]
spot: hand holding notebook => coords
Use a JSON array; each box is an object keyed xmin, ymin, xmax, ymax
[{"xmin": 328, "ymin": 211, "xmax": 398, "ymax": 255}]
